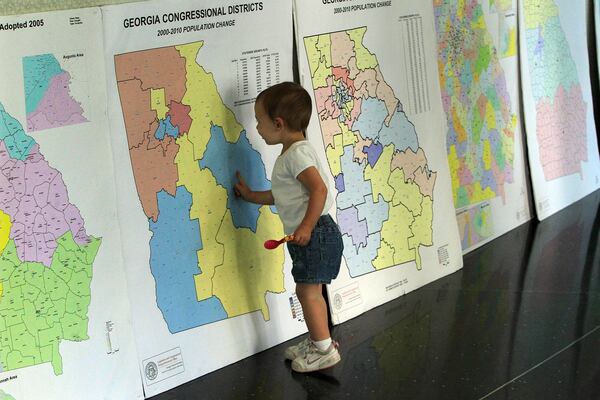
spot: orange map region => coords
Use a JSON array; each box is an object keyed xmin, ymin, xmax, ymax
[{"xmin": 115, "ymin": 47, "xmax": 189, "ymax": 221}]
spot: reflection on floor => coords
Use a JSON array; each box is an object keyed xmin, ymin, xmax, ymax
[{"xmin": 150, "ymin": 190, "xmax": 600, "ymax": 400}]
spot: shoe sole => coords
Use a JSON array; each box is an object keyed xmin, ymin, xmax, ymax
[{"xmin": 291, "ymin": 354, "xmax": 341, "ymax": 373}]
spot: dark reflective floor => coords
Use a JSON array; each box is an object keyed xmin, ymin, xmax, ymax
[{"xmin": 150, "ymin": 190, "xmax": 600, "ymax": 400}]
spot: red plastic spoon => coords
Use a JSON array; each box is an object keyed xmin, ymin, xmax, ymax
[{"xmin": 264, "ymin": 235, "xmax": 294, "ymax": 249}]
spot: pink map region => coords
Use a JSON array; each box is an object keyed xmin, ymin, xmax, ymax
[
  {"xmin": 535, "ymin": 84, "xmax": 587, "ymax": 181},
  {"xmin": 0, "ymin": 140, "xmax": 90, "ymax": 266},
  {"xmin": 26, "ymin": 71, "xmax": 88, "ymax": 132}
]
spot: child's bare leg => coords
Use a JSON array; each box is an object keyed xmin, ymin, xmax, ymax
[{"xmin": 296, "ymin": 283, "xmax": 330, "ymax": 341}]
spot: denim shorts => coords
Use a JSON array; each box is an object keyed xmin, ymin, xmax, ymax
[{"xmin": 287, "ymin": 214, "xmax": 343, "ymax": 284}]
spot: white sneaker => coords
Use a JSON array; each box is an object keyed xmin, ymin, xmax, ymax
[
  {"xmin": 291, "ymin": 340, "xmax": 340, "ymax": 373},
  {"xmin": 284, "ymin": 337, "xmax": 311, "ymax": 361}
]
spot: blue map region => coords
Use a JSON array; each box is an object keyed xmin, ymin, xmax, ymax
[
  {"xmin": 336, "ymin": 145, "xmax": 372, "ymax": 210},
  {"xmin": 487, "ymin": 128, "xmax": 504, "ymax": 168},
  {"xmin": 376, "ymin": 106, "xmax": 419, "ymax": 153},
  {"xmin": 355, "ymin": 194, "xmax": 389, "ymax": 234},
  {"xmin": 353, "ymin": 97, "xmax": 387, "ymax": 139},
  {"xmin": 154, "ymin": 116, "xmax": 180, "ymax": 140},
  {"xmin": 451, "ymin": 129, "xmax": 468, "ymax": 155},
  {"xmin": 149, "ymin": 187, "xmax": 228, "ymax": 333},
  {"xmin": 23, "ymin": 54, "xmax": 63, "ymax": 114},
  {"xmin": 0, "ymin": 104, "xmax": 35, "ymax": 160},
  {"xmin": 459, "ymin": 60, "xmax": 474, "ymax": 93},
  {"xmin": 334, "ymin": 174, "xmax": 345, "ymax": 192},
  {"xmin": 341, "ymin": 231, "xmax": 379, "ymax": 276},
  {"xmin": 480, "ymin": 169, "xmax": 498, "ymax": 193},
  {"xmin": 199, "ymin": 124, "xmax": 272, "ymax": 232},
  {"xmin": 363, "ymin": 141, "xmax": 383, "ymax": 167}
]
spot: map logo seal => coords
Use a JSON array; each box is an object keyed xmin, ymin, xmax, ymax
[{"xmin": 145, "ymin": 361, "xmax": 158, "ymax": 381}]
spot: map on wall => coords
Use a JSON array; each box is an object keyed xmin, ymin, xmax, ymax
[
  {"xmin": 0, "ymin": 7, "xmax": 143, "ymax": 400},
  {"xmin": 0, "ymin": 103, "xmax": 99, "ymax": 375},
  {"xmin": 295, "ymin": 0, "xmax": 463, "ymax": 325},
  {"xmin": 520, "ymin": 0, "xmax": 600, "ymax": 219},
  {"xmin": 303, "ymin": 27, "xmax": 437, "ymax": 276},
  {"xmin": 103, "ymin": 1, "xmax": 305, "ymax": 396},
  {"xmin": 24, "ymin": 53, "xmax": 88, "ymax": 132},
  {"xmin": 524, "ymin": 0, "xmax": 587, "ymax": 181},
  {"xmin": 114, "ymin": 42, "xmax": 286, "ymax": 332},
  {"xmin": 433, "ymin": 0, "xmax": 530, "ymax": 251}
]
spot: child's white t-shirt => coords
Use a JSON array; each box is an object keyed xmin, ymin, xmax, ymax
[{"xmin": 271, "ymin": 140, "xmax": 334, "ymax": 234}]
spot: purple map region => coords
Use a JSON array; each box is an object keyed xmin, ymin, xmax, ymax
[
  {"xmin": 337, "ymin": 206, "xmax": 368, "ymax": 248},
  {"xmin": 335, "ymin": 174, "xmax": 345, "ymax": 192},
  {"xmin": 363, "ymin": 141, "xmax": 383, "ymax": 167},
  {"xmin": 0, "ymin": 140, "xmax": 90, "ymax": 266},
  {"xmin": 27, "ymin": 71, "xmax": 88, "ymax": 132}
]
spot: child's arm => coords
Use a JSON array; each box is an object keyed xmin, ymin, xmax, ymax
[
  {"xmin": 293, "ymin": 167, "xmax": 328, "ymax": 246},
  {"xmin": 234, "ymin": 171, "xmax": 275, "ymax": 205}
]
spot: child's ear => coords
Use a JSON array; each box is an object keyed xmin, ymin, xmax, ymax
[{"xmin": 274, "ymin": 117, "xmax": 284, "ymax": 129}]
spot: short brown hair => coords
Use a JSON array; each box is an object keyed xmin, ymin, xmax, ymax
[{"xmin": 256, "ymin": 82, "xmax": 312, "ymax": 132}]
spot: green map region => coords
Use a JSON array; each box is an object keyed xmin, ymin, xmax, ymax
[{"xmin": 0, "ymin": 103, "xmax": 99, "ymax": 375}]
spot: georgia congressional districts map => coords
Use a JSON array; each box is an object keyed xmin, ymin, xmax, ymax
[
  {"xmin": 114, "ymin": 42, "xmax": 286, "ymax": 332},
  {"xmin": 304, "ymin": 27, "xmax": 436, "ymax": 275}
]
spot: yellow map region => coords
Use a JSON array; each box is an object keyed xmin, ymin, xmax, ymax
[
  {"xmin": 492, "ymin": 0, "xmax": 513, "ymax": 10},
  {"xmin": 326, "ymin": 134, "xmax": 345, "ymax": 177},
  {"xmin": 0, "ymin": 210, "xmax": 10, "ymax": 300},
  {"xmin": 174, "ymin": 43, "xmax": 285, "ymax": 320},
  {"xmin": 176, "ymin": 42, "xmax": 245, "ymax": 159},
  {"xmin": 346, "ymin": 28, "xmax": 378, "ymax": 71},
  {"xmin": 502, "ymin": 27, "xmax": 517, "ymax": 58},
  {"xmin": 0, "ymin": 210, "xmax": 10, "ymax": 255},
  {"xmin": 150, "ymin": 88, "xmax": 169, "ymax": 120},
  {"xmin": 364, "ymin": 145, "xmax": 395, "ymax": 203},
  {"xmin": 525, "ymin": 0, "xmax": 559, "ymax": 29},
  {"xmin": 365, "ymin": 144, "xmax": 433, "ymax": 269},
  {"xmin": 304, "ymin": 35, "xmax": 332, "ymax": 89}
]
